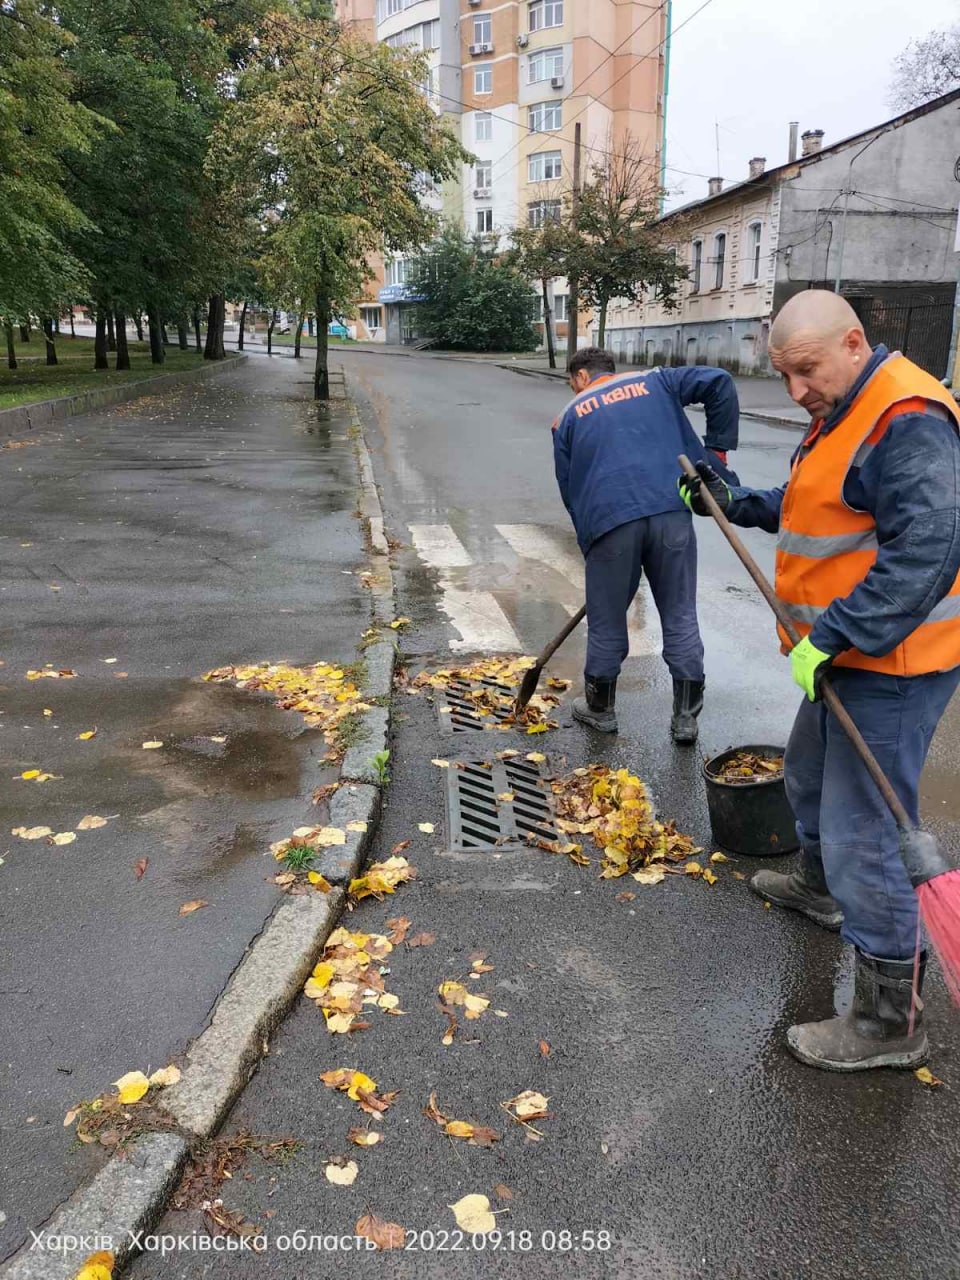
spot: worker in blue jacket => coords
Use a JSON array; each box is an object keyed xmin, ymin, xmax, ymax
[{"xmin": 553, "ymin": 346, "xmax": 739, "ymax": 743}]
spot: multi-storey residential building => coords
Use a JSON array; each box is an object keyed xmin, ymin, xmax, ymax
[
  {"xmin": 337, "ymin": 0, "xmax": 669, "ymax": 347},
  {"xmin": 604, "ymin": 89, "xmax": 960, "ymax": 379}
]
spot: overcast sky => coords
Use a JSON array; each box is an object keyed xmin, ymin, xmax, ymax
[{"xmin": 663, "ymin": 0, "xmax": 960, "ymax": 209}]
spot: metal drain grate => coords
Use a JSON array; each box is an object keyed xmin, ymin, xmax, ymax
[
  {"xmin": 445, "ymin": 756, "xmax": 557, "ymax": 850},
  {"xmin": 437, "ymin": 677, "xmax": 517, "ymax": 734}
]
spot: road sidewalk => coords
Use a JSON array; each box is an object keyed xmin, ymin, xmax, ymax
[{"xmin": 0, "ymin": 358, "xmax": 372, "ymax": 1263}]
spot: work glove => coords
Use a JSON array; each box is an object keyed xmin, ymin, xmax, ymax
[
  {"xmin": 678, "ymin": 460, "xmax": 731, "ymax": 516},
  {"xmin": 790, "ymin": 636, "xmax": 833, "ymax": 702}
]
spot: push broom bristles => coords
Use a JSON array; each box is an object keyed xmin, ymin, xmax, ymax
[{"xmin": 917, "ymin": 871, "xmax": 960, "ymax": 1007}]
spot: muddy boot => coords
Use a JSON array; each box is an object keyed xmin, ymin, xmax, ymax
[
  {"xmin": 670, "ymin": 679, "xmax": 704, "ymax": 744},
  {"xmin": 572, "ymin": 675, "xmax": 618, "ymax": 733},
  {"xmin": 787, "ymin": 951, "xmax": 928, "ymax": 1072},
  {"xmin": 750, "ymin": 851, "xmax": 843, "ymax": 931}
]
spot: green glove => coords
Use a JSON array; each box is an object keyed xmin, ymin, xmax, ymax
[
  {"xmin": 790, "ymin": 636, "xmax": 833, "ymax": 701},
  {"xmin": 678, "ymin": 461, "xmax": 732, "ymax": 516}
]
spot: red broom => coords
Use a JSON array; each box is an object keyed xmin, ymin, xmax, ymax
[{"xmin": 679, "ymin": 455, "xmax": 960, "ymax": 1003}]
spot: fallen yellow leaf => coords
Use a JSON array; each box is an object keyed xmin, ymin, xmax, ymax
[
  {"xmin": 418, "ymin": 822, "xmax": 434, "ymax": 834},
  {"xmin": 63, "ymin": 1105, "xmax": 81, "ymax": 1127},
  {"xmin": 49, "ymin": 832, "xmax": 76, "ymax": 846},
  {"xmin": 632, "ymin": 866, "xmax": 666, "ymax": 886},
  {"xmin": 20, "ymin": 770, "xmax": 40, "ymax": 780},
  {"xmin": 113, "ymin": 1071, "xmax": 150, "ymax": 1105},
  {"xmin": 178, "ymin": 899, "xmax": 208, "ymax": 916},
  {"xmin": 325, "ymin": 1159, "xmax": 359, "ymax": 1186},
  {"xmin": 43, "ymin": 708, "xmax": 53, "ymax": 717},
  {"xmin": 915, "ymin": 1066, "xmax": 944, "ymax": 1087},
  {"xmin": 497, "ymin": 792, "xmax": 515, "ymax": 803},
  {"xmin": 12, "ymin": 826, "xmax": 52, "ymax": 839},
  {"xmin": 75, "ymin": 1256, "xmax": 114, "ymax": 1280},
  {"xmin": 102, "ymin": 658, "xmax": 118, "ymax": 664},
  {"xmin": 316, "ymin": 827, "xmax": 346, "ymax": 846},
  {"xmin": 77, "ymin": 815, "xmax": 109, "ymax": 830},
  {"xmin": 449, "ymin": 1194, "xmax": 496, "ymax": 1235},
  {"xmin": 77, "ymin": 730, "xmax": 97, "ymax": 741},
  {"xmin": 684, "ymin": 861, "xmax": 704, "ymax": 877},
  {"xmin": 308, "ymin": 871, "xmax": 332, "ymax": 892},
  {"xmin": 703, "ymin": 868, "xmax": 719, "ymax": 886},
  {"xmin": 431, "ymin": 758, "xmax": 450, "ymax": 768},
  {"xmin": 710, "ymin": 852, "xmax": 729, "ymax": 864},
  {"xmin": 526, "ymin": 751, "xmax": 546, "ymax": 764},
  {"xmin": 526, "ymin": 723, "xmax": 548, "ymax": 735},
  {"xmin": 141, "ymin": 740, "xmax": 163, "ymax": 750},
  {"xmin": 348, "ymin": 1128, "xmax": 382, "ymax": 1147},
  {"xmin": 508, "ymin": 1090, "xmax": 549, "ymax": 1119},
  {"xmin": 445, "ymin": 1120, "xmax": 475, "ymax": 1138},
  {"xmin": 346, "ymin": 821, "xmax": 368, "ymax": 833}
]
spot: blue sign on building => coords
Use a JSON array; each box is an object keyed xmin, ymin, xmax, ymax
[{"xmin": 377, "ymin": 284, "xmax": 426, "ymax": 304}]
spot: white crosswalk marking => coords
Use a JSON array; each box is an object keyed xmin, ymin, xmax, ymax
[
  {"xmin": 409, "ymin": 524, "xmax": 520, "ymax": 652},
  {"xmin": 495, "ymin": 523, "xmax": 661, "ymax": 659}
]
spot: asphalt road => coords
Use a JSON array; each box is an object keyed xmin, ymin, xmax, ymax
[
  {"xmin": 0, "ymin": 359, "xmax": 367, "ymax": 1262},
  {"xmin": 128, "ymin": 352, "xmax": 960, "ymax": 1279}
]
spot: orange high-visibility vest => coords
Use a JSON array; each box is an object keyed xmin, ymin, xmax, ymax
[{"xmin": 775, "ymin": 353, "xmax": 960, "ymax": 675}]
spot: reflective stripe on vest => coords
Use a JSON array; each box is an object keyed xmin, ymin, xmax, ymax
[{"xmin": 774, "ymin": 353, "xmax": 960, "ymax": 676}]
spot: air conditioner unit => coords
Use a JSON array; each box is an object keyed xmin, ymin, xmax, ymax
[
  {"xmin": 468, "ymin": 0, "xmax": 481, "ymax": 5},
  {"xmin": 469, "ymin": 42, "xmax": 490, "ymax": 55},
  {"xmin": 480, "ymin": 41, "xmax": 494, "ymax": 52},
  {"xmin": 473, "ymin": 187, "xmax": 492, "ymax": 199},
  {"xmin": 516, "ymin": 33, "xmax": 529, "ymax": 47},
  {"xmin": 550, "ymin": 75, "xmax": 565, "ymax": 89}
]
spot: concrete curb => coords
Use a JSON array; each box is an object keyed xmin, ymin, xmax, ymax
[
  {"xmin": 739, "ymin": 409, "xmax": 806, "ymax": 431},
  {"xmin": 0, "ymin": 354, "xmax": 248, "ymax": 438},
  {"xmin": 0, "ymin": 372, "xmax": 397, "ymax": 1279},
  {"xmin": 4, "ymin": 1134, "xmax": 189, "ymax": 1280}
]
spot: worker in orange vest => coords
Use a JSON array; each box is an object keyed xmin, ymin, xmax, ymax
[{"xmin": 680, "ymin": 290, "xmax": 960, "ymax": 1072}]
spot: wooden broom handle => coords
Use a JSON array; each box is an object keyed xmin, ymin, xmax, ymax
[{"xmin": 678, "ymin": 454, "xmax": 913, "ymax": 831}]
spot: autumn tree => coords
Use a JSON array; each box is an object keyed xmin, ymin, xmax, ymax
[
  {"xmin": 508, "ymin": 217, "xmax": 573, "ymax": 368},
  {"xmin": 888, "ymin": 23, "xmax": 960, "ymax": 110},
  {"xmin": 568, "ymin": 134, "xmax": 686, "ymax": 348},
  {"xmin": 212, "ymin": 12, "xmax": 466, "ymax": 398}
]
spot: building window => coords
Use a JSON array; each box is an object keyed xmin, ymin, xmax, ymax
[
  {"xmin": 712, "ymin": 233, "xmax": 726, "ymax": 289},
  {"xmin": 531, "ymin": 293, "xmax": 544, "ymax": 322},
  {"xmin": 475, "ymin": 112, "xmax": 492, "ymax": 142},
  {"xmin": 476, "ymin": 208, "xmax": 494, "ymax": 234},
  {"xmin": 423, "ymin": 19, "xmax": 439, "ymax": 48},
  {"xmin": 474, "ymin": 161, "xmax": 492, "ymax": 190},
  {"xmin": 529, "ymin": 0, "xmax": 563, "ymax": 31},
  {"xmin": 553, "ymin": 293, "xmax": 568, "ymax": 321},
  {"xmin": 691, "ymin": 240, "xmax": 702, "ymax": 293},
  {"xmin": 528, "ymin": 47, "xmax": 564, "ymax": 83},
  {"xmin": 385, "ymin": 259, "xmax": 408, "ymax": 287},
  {"xmin": 747, "ymin": 221, "xmax": 762, "ymax": 282},
  {"xmin": 528, "ymin": 199, "xmax": 562, "ymax": 228},
  {"xmin": 474, "ymin": 67, "xmax": 492, "ymax": 94},
  {"xmin": 528, "ymin": 100, "xmax": 562, "ymax": 133},
  {"xmin": 377, "ymin": 0, "xmax": 402, "ymax": 19},
  {"xmin": 528, "ymin": 150, "xmax": 562, "ymax": 181},
  {"xmin": 473, "ymin": 14, "xmax": 491, "ymax": 43},
  {"xmin": 360, "ymin": 306, "xmax": 382, "ymax": 331}
]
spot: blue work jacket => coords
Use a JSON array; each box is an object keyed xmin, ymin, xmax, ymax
[{"xmin": 552, "ymin": 365, "xmax": 740, "ymax": 553}]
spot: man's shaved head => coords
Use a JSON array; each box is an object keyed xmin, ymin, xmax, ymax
[{"xmin": 769, "ymin": 289, "xmax": 872, "ymax": 420}]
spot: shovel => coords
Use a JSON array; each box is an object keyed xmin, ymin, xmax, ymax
[
  {"xmin": 513, "ymin": 604, "xmax": 586, "ymax": 715},
  {"xmin": 678, "ymin": 453, "xmax": 945, "ymax": 888}
]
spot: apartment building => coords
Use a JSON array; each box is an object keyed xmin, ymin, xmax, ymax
[{"xmin": 338, "ymin": 0, "xmax": 669, "ymax": 347}]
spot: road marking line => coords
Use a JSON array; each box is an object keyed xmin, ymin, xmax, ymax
[
  {"xmin": 410, "ymin": 523, "xmax": 520, "ymax": 653},
  {"xmin": 495, "ymin": 524, "xmax": 660, "ymax": 659}
]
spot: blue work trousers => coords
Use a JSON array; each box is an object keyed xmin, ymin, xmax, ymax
[
  {"xmin": 784, "ymin": 666, "xmax": 960, "ymax": 958},
  {"xmin": 584, "ymin": 512, "xmax": 704, "ymax": 682}
]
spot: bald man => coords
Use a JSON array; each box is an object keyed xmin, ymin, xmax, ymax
[{"xmin": 680, "ymin": 290, "xmax": 960, "ymax": 1073}]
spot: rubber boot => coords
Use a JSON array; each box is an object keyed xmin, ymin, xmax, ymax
[
  {"xmin": 750, "ymin": 848, "xmax": 843, "ymax": 931},
  {"xmin": 572, "ymin": 675, "xmax": 618, "ymax": 733},
  {"xmin": 787, "ymin": 951, "xmax": 928, "ymax": 1072},
  {"xmin": 670, "ymin": 679, "xmax": 704, "ymax": 744}
]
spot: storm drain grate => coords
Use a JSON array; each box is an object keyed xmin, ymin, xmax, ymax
[
  {"xmin": 436, "ymin": 677, "xmax": 517, "ymax": 734},
  {"xmin": 445, "ymin": 756, "xmax": 558, "ymax": 850}
]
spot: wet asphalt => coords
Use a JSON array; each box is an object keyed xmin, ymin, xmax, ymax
[
  {"xmin": 127, "ymin": 352, "xmax": 960, "ymax": 1279},
  {"xmin": 0, "ymin": 357, "xmax": 367, "ymax": 1261}
]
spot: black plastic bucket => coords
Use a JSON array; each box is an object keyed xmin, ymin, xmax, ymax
[{"xmin": 702, "ymin": 744, "xmax": 799, "ymax": 857}]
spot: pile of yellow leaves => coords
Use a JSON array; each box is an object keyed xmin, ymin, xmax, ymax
[
  {"xmin": 63, "ymin": 1065, "xmax": 181, "ymax": 1149},
  {"xmin": 410, "ymin": 657, "xmax": 566, "ymax": 734},
  {"xmin": 203, "ymin": 661, "xmax": 370, "ymax": 745},
  {"xmin": 349, "ymin": 855, "xmax": 416, "ymax": 901},
  {"xmin": 424, "ymin": 1093, "xmax": 499, "ymax": 1147},
  {"xmin": 304, "ymin": 928, "xmax": 402, "ymax": 1033},
  {"xmin": 547, "ymin": 766, "xmax": 704, "ymax": 881},
  {"xmin": 437, "ymin": 979, "xmax": 490, "ymax": 1044}
]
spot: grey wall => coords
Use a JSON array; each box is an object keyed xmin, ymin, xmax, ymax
[{"xmin": 596, "ymin": 319, "xmax": 771, "ymax": 374}]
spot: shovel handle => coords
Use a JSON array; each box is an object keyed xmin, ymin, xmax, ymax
[
  {"xmin": 537, "ymin": 603, "xmax": 587, "ymax": 667},
  {"xmin": 678, "ymin": 454, "xmax": 913, "ymax": 832}
]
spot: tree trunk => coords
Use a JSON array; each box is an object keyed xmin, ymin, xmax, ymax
[
  {"xmin": 41, "ymin": 317, "xmax": 58, "ymax": 365},
  {"xmin": 114, "ymin": 310, "xmax": 130, "ymax": 371},
  {"xmin": 5, "ymin": 321, "xmax": 17, "ymax": 370},
  {"xmin": 177, "ymin": 320, "xmax": 189, "ymax": 351},
  {"xmin": 134, "ymin": 311, "xmax": 144, "ymax": 342},
  {"xmin": 314, "ymin": 292, "xmax": 331, "ymax": 401},
  {"xmin": 160, "ymin": 323, "xmax": 170, "ymax": 346},
  {"xmin": 598, "ymin": 299, "xmax": 609, "ymax": 350},
  {"xmin": 307, "ymin": 314, "xmax": 314, "ymax": 337},
  {"xmin": 193, "ymin": 306, "xmax": 202, "ymax": 352},
  {"xmin": 19, "ymin": 322, "xmax": 30, "ymax": 343},
  {"xmin": 106, "ymin": 310, "xmax": 116, "ymax": 352},
  {"xmin": 204, "ymin": 294, "xmax": 225, "ymax": 361},
  {"xmin": 94, "ymin": 309, "xmax": 109, "ymax": 370},
  {"xmin": 267, "ymin": 310, "xmax": 276, "ymax": 356},
  {"xmin": 147, "ymin": 306, "xmax": 165, "ymax": 365},
  {"xmin": 69, "ymin": 310, "xmax": 75, "ymax": 338},
  {"xmin": 541, "ymin": 278, "xmax": 556, "ymax": 370},
  {"xmin": 294, "ymin": 311, "xmax": 306, "ymax": 358},
  {"xmin": 237, "ymin": 301, "xmax": 248, "ymax": 351},
  {"xmin": 54, "ymin": 314, "xmax": 60, "ymax": 335}
]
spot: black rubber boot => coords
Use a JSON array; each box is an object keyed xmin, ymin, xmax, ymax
[
  {"xmin": 750, "ymin": 848, "xmax": 843, "ymax": 930},
  {"xmin": 572, "ymin": 675, "xmax": 618, "ymax": 733},
  {"xmin": 787, "ymin": 951, "xmax": 928, "ymax": 1072},
  {"xmin": 670, "ymin": 679, "xmax": 704, "ymax": 744}
]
